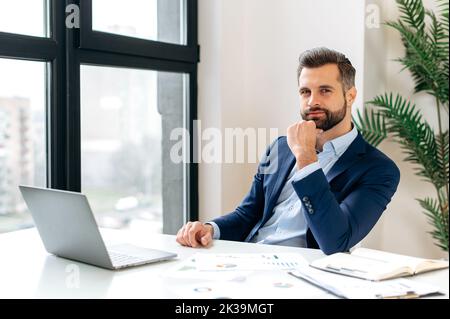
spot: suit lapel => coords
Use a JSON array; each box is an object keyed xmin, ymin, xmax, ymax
[
  {"xmin": 245, "ymin": 141, "xmax": 296, "ymax": 242},
  {"xmin": 325, "ymin": 132, "xmax": 367, "ymax": 183},
  {"xmin": 265, "ymin": 141, "xmax": 296, "ymax": 218}
]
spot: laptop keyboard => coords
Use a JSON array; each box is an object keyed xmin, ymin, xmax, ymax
[{"xmin": 108, "ymin": 251, "xmax": 148, "ymax": 267}]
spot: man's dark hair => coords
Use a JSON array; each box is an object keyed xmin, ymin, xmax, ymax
[{"xmin": 297, "ymin": 47, "xmax": 356, "ymax": 92}]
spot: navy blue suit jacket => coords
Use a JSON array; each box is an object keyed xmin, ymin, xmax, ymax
[{"xmin": 212, "ymin": 132, "xmax": 400, "ymax": 255}]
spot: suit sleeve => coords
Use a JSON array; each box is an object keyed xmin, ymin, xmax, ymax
[
  {"xmin": 210, "ymin": 138, "xmax": 280, "ymax": 241},
  {"xmin": 292, "ymin": 159, "xmax": 400, "ymax": 255}
]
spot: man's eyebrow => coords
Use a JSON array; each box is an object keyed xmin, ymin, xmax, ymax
[
  {"xmin": 299, "ymin": 85, "xmax": 335, "ymax": 91},
  {"xmin": 319, "ymin": 85, "xmax": 335, "ymax": 90}
]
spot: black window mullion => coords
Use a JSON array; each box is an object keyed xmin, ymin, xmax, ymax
[
  {"xmin": 0, "ymin": 32, "xmax": 57, "ymax": 61},
  {"xmin": 187, "ymin": 0, "xmax": 199, "ymax": 56},
  {"xmin": 65, "ymin": 1, "xmax": 82, "ymax": 193},
  {"xmin": 188, "ymin": 70, "xmax": 198, "ymax": 222},
  {"xmin": 48, "ymin": 0, "xmax": 66, "ymax": 190},
  {"xmin": 79, "ymin": 50, "xmax": 195, "ymax": 74},
  {"xmin": 188, "ymin": 0, "xmax": 199, "ymax": 223},
  {"xmin": 48, "ymin": 0, "xmax": 82, "ymax": 193}
]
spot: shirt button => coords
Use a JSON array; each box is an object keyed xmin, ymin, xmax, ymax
[
  {"xmin": 302, "ymin": 196, "xmax": 309, "ymax": 202},
  {"xmin": 308, "ymin": 208, "xmax": 314, "ymax": 215}
]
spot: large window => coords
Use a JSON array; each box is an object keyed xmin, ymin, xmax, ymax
[{"xmin": 0, "ymin": 0, "xmax": 198, "ymax": 235}]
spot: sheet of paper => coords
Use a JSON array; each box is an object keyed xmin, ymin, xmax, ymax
[
  {"xmin": 162, "ymin": 255, "xmax": 252, "ymax": 281},
  {"xmin": 194, "ymin": 253, "xmax": 308, "ymax": 271},
  {"xmin": 172, "ymin": 270, "xmax": 325, "ymax": 299}
]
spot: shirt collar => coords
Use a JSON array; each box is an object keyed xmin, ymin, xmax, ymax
[{"xmin": 321, "ymin": 124, "xmax": 358, "ymax": 157}]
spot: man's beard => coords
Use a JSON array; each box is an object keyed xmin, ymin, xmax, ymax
[{"xmin": 301, "ymin": 100, "xmax": 347, "ymax": 131}]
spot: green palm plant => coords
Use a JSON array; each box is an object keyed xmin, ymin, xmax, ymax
[{"xmin": 354, "ymin": 0, "xmax": 449, "ymax": 251}]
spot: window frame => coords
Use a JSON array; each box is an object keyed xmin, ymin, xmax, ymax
[
  {"xmin": 79, "ymin": 0, "xmax": 199, "ymax": 63},
  {"xmin": 0, "ymin": 0, "xmax": 199, "ymax": 232}
]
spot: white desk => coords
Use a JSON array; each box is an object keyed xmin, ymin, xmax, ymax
[{"xmin": 0, "ymin": 228, "xmax": 448, "ymax": 299}]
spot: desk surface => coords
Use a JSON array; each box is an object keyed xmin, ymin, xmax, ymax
[{"xmin": 0, "ymin": 228, "xmax": 448, "ymax": 299}]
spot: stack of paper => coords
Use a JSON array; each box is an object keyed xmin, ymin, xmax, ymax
[{"xmin": 289, "ymin": 265, "xmax": 443, "ymax": 299}]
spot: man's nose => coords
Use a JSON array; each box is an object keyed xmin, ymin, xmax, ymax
[{"xmin": 308, "ymin": 93, "xmax": 321, "ymax": 107}]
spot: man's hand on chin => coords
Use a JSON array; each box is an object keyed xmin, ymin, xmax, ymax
[{"xmin": 287, "ymin": 120, "xmax": 323, "ymax": 169}]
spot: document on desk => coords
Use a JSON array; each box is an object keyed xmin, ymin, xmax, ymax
[
  {"xmin": 194, "ymin": 253, "xmax": 308, "ymax": 271},
  {"xmin": 288, "ymin": 265, "xmax": 443, "ymax": 299},
  {"xmin": 173, "ymin": 270, "xmax": 325, "ymax": 299},
  {"xmin": 163, "ymin": 255, "xmax": 252, "ymax": 281}
]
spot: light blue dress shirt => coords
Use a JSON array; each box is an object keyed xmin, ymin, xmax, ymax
[{"xmin": 209, "ymin": 125, "xmax": 358, "ymax": 247}]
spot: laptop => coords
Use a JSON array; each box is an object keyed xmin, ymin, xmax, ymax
[{"xmin": 19, "ymin": 185, "xmax": 177, "ymax": 270}]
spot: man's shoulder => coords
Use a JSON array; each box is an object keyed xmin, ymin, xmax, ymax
[
  {"xmin": 265, "ymin": 136, "xmax": 289, "ymax": 155},
  {"xmin": 359, "ymin": 137, "xmax": 400, "ymax": 177},
  {"xmin": 272, "ymin": 136, "xmax": 288, "ymax": 147}
]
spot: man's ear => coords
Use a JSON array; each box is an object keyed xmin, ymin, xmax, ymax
[{"xmin": 346, "ymin": 87, "xmax": 357, "ymax": 106}]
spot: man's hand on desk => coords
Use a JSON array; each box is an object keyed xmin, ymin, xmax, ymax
[{"xmin": 176, "ymin": 221, "xmax": 213, "ymax": 248}]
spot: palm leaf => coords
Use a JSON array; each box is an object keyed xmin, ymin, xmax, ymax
[
  {"xmin": 353, "ymin": 107, "xmax": 387, "ymax": 147},
  {"xmin": 436, "ymin": 0, "xmax": 449, "ymax": 28},
  {"xmin": 368, "ymin": 93, "xmax": 446, "ymax": 187},
  {"xmin": 436, "ymin": 131, "xmax": 450, "ymax": 185},
  {"xmin": 427, "ymin": 9, "xmax": 449, "ymax": 104},
  {"xmin": 386, "ymin": 0, "xmax": 449, "ymax": 107},
  {"xmin": 386, "ymin": 22, "xmax": 434, "ymax": 91},
  {"xmin": 396, "ymin": 0, "xmax": 426, "ymax": 32},
  {"xmin": 418, "ymin": 196, "xmax": 449, "ymax": 251}
]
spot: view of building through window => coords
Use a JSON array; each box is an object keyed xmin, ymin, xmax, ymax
[{"xmin": 0, "ymin": 59, "xmax": 47, "ymax": 233}]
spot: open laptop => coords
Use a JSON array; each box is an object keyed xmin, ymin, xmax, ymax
[{"xmin": 19, "ymin": 185, "xmax": 177, "ymax": 270}]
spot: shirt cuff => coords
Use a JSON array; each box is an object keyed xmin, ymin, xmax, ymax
[
  {"xmin": 292, "ymin": 162, "xmax": 321, "ymax": 182},
  {"xmin": 205, "ymin": 222, "xmax": 220, "ymax": 240}
]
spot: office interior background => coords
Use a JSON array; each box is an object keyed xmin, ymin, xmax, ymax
[{"xmin": 0, "ymin": 0, "xmax": 448, "ymax": 260}]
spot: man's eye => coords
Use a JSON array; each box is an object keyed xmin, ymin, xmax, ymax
[
  {"xmin": 321, "ymin": 89, "xmax": 331, "ymax": 93},
  {"xmin": 300, "ymin": 91, "xmax": 310, "ymax": 95}
]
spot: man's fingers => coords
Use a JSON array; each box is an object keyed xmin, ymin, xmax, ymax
[
  {"xmin": 176, "ymin": 228, "xmax": 188, "ymax": 246},
  {"xmin": 188, "ymin": 223, "xmax": 202, "ymax": 248},
  {"xmin": 182, "ymin": 222, "xmax": 193, "ymax": 246},
  {"xmin": 200, "ymin": 232, "xmax": 212, "ymax": 246}
]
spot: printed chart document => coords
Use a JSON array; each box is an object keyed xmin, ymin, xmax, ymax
[
  {"xmin": 310, "ymin": 248, "xmax": 449, "ymax": 281},
  {"xmin": 163, "ymin": 255, "xmax": 252, "ymax": 281},
  {"xmin": 172, "ymin": 271, "xmax": 324, "ymax": 299},
  {"xmin": 289, "ymin": 265, "xmax": 443, "ymax": 299},
  {"xmin": 194, "ymin": 253, "xmax": 308, "ymax": 271}
]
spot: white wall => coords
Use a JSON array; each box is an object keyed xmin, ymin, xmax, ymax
[
  {"xmin": 362, "ymin": 0, "xmax": 448, "ymax": 259},
  {"xmin": 198, "ymin": 0, "xmax": 447, "ymax": 258}
]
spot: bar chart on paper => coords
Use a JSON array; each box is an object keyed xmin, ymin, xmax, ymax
[{"xmin": 194, "ymin": 253, "xmax": 308, "ymax": 271}]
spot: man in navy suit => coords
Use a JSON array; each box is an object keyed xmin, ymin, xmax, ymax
[{"xmin": 176, "ymin": 47, "xmax": 400, "ymax": 254}]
